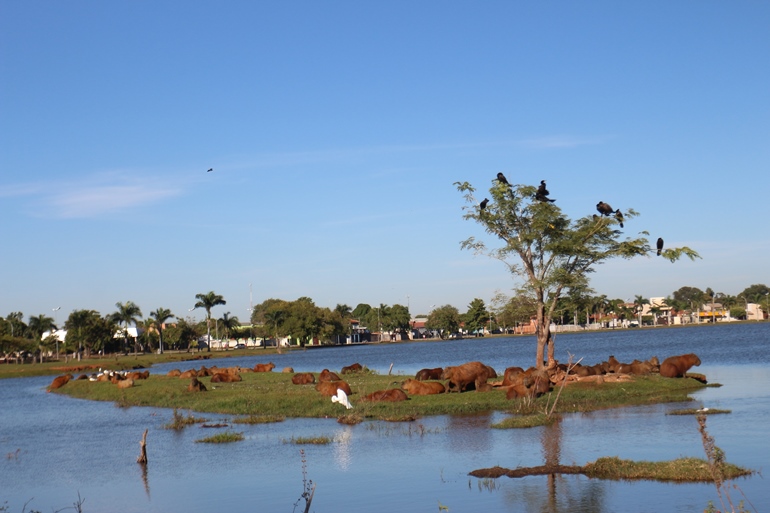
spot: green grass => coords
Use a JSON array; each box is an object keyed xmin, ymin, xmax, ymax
[
  {"xmin": 584, "ymin": 456, "xmax": 751, "ymax": 482},
  {"xmin": 164, "ymin": 408, "xmax": 207, "ymax": 429},
  {"xmin": 667, "ymin": 408, "xmax": 731, "ymax": 416},
  {"xmin": 195, "ymin": 431, "xmax": 244, "ymax": 444},
  {"xmin": 51, "ymin": 369, "xmax": 709, "ymax": 422}
]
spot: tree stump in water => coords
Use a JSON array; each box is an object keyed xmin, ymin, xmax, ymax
[{"xmin": 137, "ymin": 429, "xmax": 148, "ymax": 464}]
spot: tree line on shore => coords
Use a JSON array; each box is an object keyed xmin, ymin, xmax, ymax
[{"xmin": 1, "ymin": 283, "xmax": 767, "ymax": 362}]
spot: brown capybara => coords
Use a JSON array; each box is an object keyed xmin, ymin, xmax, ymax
[
  {"xmin": 315, "ymin": 381, "xmax": 352, "ymax": 397},
  {"xmin": 48, "ymin": 374, "xmax": 73, "ymax": 391},
  {"xmin": 76, "ymin": 374, "xmax": 89, "ymax": 381},
  {"xmin": 360, "ymin": 389, "xmax": 408, "ymax": 402},
  {"xmin": 523, "ymin": 368, "xmax": 551, "ymax": 397},
  {"xmin": 127, "ymin": 370, "xmax": 150, "ymax": 380},
  {"xmin": 197, "ymin": 366, "xmax": 212, "ymax": 377},
  {"xmin": 505, "ymin": 384, "xmax": 534, "ymax": 400},
  {"xmin": 211, "ymin": 372, "xmax": 242, "ymax": 383},
  {"xmin": 179, "ymin": 369, "xmax": 198, "ymax": 379},
  {"xmin": 502, "ymin": 366, "xmax": 525, "ymax": 386},
  {"xmin": 282, "ymin": 367, "xmax": 294, "ymax": 373},
  {"xmin": 401, "ymin": 378, "xmax": 445, "ymax": 395},
  {"xmin": 292, "ymin": 372, "xmax": 316, "ymax": 385},
  {"xmin": 415, "ymin": 367, "xmax": 443, "ymax": 381},
  {"xmin": 319, "ymin": 369, "xmax": 342, "ymax": 382},
  {"xmin": 607, "ymin": 355, "xmax": 621, "ymax": 373},
  {"xmin": 442, "ymin": 361, "xmax": 496, "ymax": 392},
  {"xmin": 167, "ymin": 369, "xmax": 182, "ymax": 377},
  {"xmin": 571, "ymin": 364, "xmax": 596, "ymax": 377},
  {"xmin": 660, "ymin": 353, "xmax": 701, "ymax": 378},
  {"xmin": 341, "ymin": 363, "xmax": 363, "ymax": 374},
  {"xmin": 187, "ymin": 377, "xmax": 207, "ymax": 392},
  {"xmin": 117, "ymin": 378, "xmax": 134, "ymax": 389},
  {"xmin": 254, "ymin": 362, "xmax": 275, "ymax": 373}
]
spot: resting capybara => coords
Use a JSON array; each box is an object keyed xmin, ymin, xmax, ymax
[
  {"xmin": 48, "ymin": 374, "xmax": 73, "ymax": 391},
  {"xmin": 341, "ymin": 363, "xmax": 363, "ymax": 374},
  {"xmin": 127, "ymin": 370, "xmax": 150, "ymax": 380},
  {"xmin": 319, "ymin": 369, "xmax": 342, "ymax": 382},
  {"xmin": 253, "ymin": 362, "xmax": 275, "ymax": 373},
  {"xmin": 442, "ymin": 361, "xmax": 496, "ymax": 392},
  {"xmin": 179, "ymin": 369, "xmax": 198, "ymax": 379},
  {"xmin": 167, "ymin": 369, "xmax": 182, "ymax": 377},
  {"xmin": 282, "ymin": 367, "xmax": 294, "ymax": 373},
  {"xmin": 415, "ymin": 367, "xmax": 443, "ymax": 381},
  {"xmin": 315, "ymin": 380, "xmax": 352, "ymax": 397},
  {"xmin": 211, "ymin": 372, "xmax": 242, "ymax": 383},
  {"xmin": 292, "ymin": 372, "xmax": 316, "ymax": 385},
  {"xmin": 360, "ymin": 389, "xmax": 408, "ymax": 402},
  {"xmin": 187, "ymin": 377, "xmax": 207, "ymax": 392},
  {"xmin": 117, "ymin": 378, "xmax": 134, "ymax": 389},
  {"xmin": 523, "ymin": 368, "xmax": 551, "ymax": 396},
  {"xmin": 401, "ymin": 378, "xmax": 445, "ymax": 395},
  {"xmin": 660, "ymin": 353, "xmax": 701, "ymax": 378},
  {"xmin": 505, "ymin": 384, "xmax": 534, "ymax": 400},
  {"xmin": 502, "ymin": 366, "xmax": 525, "ymax": 386}
]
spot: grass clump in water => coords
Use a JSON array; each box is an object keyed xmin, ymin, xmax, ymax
[
  {"xmin": 196, "ymin": 431, "xmax": 244, "ymax": 444},
  {"xmin": 165, "ymin": 408, "xmax": 207, "ymax": 429},
  {"xmin": 492, "ymin": 412, "xmax": 558, "ymax": 429},
  {"xmin": 584, "ymin": 456, "xmax": 751, "ymax": 482},
  {"xmin": 232, "ymin": 414, "xmax": 285, "ymax": 425},
  {"xmin": 667, "ymin": 408, "xmax": 731, "ymax": 416},
  {"xmin": 285, "ymin": 436, "xmax": 333, "ymax": 445}
]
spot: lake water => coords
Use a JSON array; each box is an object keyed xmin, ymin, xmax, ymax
[{"xmin": 1, "ymin": 323, "xmax": 768, "ymax": 512}]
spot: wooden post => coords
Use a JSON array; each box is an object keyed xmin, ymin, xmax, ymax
[{"xmin": 137, "ymin": 429, "xmax": 148, "ymax": 464}]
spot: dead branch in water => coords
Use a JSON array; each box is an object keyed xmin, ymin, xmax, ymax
[{"xmin": 136, "ymin": 429, "xmax": 148, "ymax": 464}]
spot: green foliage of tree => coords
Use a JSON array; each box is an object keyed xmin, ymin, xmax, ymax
[
  {"xmin": 163, "ymin": 317, "xmax": 200, "ymax": 351},
  {"xmin": 218, "ymin": 312, "xmax": 240, "ymax": 347},
  {"xmin": 28, "ymin": 313, "xmax": 56, "ymax": 363},
  {"xmin": 387, "ymin": 304, "xmax": 411, "ymax": 334},
  {"xmin": 111, "ymin": 301, "xmax": 143, "ymax": 354},
  {"xmin": 457, "ymin": 179, "xmax": 699, "ymax": 369},
  {"xmin": 463, "ymin": 298, "xmax": 489, "ymax": 334},
  {"xmin": 426, "ymin": 304, "xmax": 460, "ymax": 339},
  {"xmin": 672, "ymin": 286, "xmax": 706, "ymax": 307},
  {"xmin": 194, "ymin": 291, "xmax": 226, "ymax": 352},
  {"xmin": 351, "ymin": 303, "xmax": 372, "ymax": 321},
  {"xmin": 738, "ymin": 283, "xmax": 770, "ymax": 303},
  {"xmin": 149, "ymin": 307, "xmax": 174, "ymax": 354},
  {"xmin": 65, "ymin": 309, "xmax": 116, "ymax": 358}
]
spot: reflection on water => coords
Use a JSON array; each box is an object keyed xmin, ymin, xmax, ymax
[{"xmin": 2, "ymin": 324, "xmax": 770, "ymax": 512}]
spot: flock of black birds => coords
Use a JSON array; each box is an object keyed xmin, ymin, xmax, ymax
[{"xmin": 479, "ymin": 172, "xmax": 664, "ymax": 256}]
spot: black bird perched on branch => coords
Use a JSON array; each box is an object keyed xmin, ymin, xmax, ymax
[
  {"xmin": 596, "ymin": 201, "xmax": 614, "ymax": 216},
  {"xmin": 535, "ymin": 180, "xmax": 556, "ymax": 202},
  {"xmin": 479, "ymin": 198, "xmax": 489, "ymax": 211},
  {"xmin": 657, "ymin": 237, "xmax": 664, "ymax": 256},
  {"xmin": 496, "ymin": 172, "xmax": 510, "ymax": 186},
  {"xmin": 614, "ymin": 210, "xmax": 624, "ymax": 228}
]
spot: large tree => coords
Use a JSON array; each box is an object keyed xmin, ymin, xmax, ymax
[
  {"xmin": 28, "ymin": 314, "xmax": 56, "ymax": 363},
  {"xmin": 194, "ymin": 291, "xmax": 226, "ymax": 352},
  {"xmin": 426, "ymin": 304, "xmax": 461, "ymax": 339},
  {"xmin": 463, "ymin": 298, "xmax": 489, "ymax": 335},
  {"xmin": 457, "ymin": 179, "xmax": 699, "ymax": 370}
]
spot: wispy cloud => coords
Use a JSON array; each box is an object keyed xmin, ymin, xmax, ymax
[
  {"xmin": 5, "ymin": 171, "xmax": 186, "ymax": 219},
  {"xmin": 224, "ymin": 135, "xmax": 611, "ymax": 170}
]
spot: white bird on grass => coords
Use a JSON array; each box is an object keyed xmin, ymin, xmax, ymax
[{"xmin": 331, "ymin": 388, "xmax": 353, "ymax": 409}]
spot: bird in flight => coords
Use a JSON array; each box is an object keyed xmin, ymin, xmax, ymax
[
  {"xmin": 535, "ymin": 180, "xmax": 556, "ymax": 202},
  {"xmin": 596, "ymin": 201, "xmax": 614, "ymax": 216},
  {"xmin": 657, "ymin": 237, "xmax": 664, "ymax": 256},
  {"xmin": 496, "ymin": 172, "xmax": 510, "ymax": 186},
  {"xmin": 479, "ymin": 198, "xmax": 489, "ymax": 210},
  {"xmin": 207, "ymin": 168, "xmax": 213, "ymax": 172}
]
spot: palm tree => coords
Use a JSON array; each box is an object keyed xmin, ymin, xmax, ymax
[
  {"xmin": 194, "ymin": 291, "xmax": 226, "ymax": 352},
  {"xmin": 149, "ymin": 307, "xmax": 174, "ymax": 354},
  {"xmin": 218, "ymin": 312, "xmax": 240, "ymax": 349},
  {"xmin": 633, "ymin": 295, "xmax": 649, "ymax": 326},
  {"xmin": 112, "ymin": 301, "xmax": 143, "ymax": 354},
  {"xmin": 264, "ymin": 308, "xmax": 286, "ymax": 352},
  {"xmin": 28, "ymin": 314, "xmax": 56, "ymax": 363}
]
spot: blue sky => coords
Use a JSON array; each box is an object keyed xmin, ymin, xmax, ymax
[{"xmin": 2, "ymin": 1, "xmax": 768, "ymax": 324}]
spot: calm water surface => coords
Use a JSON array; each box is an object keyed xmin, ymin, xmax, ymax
[{"xmin": 1, "ymin": 323, "xmax": 768, "ymax": 512}]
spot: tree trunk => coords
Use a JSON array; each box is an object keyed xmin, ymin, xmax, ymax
[{"xmin": 137, "ymin": 429, "xmax": 148, "ymax": 464}]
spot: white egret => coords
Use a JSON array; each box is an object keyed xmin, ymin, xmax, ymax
[{"xmin": 331, "ymin": 388, "xmax": 353, "ymax": 409}]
